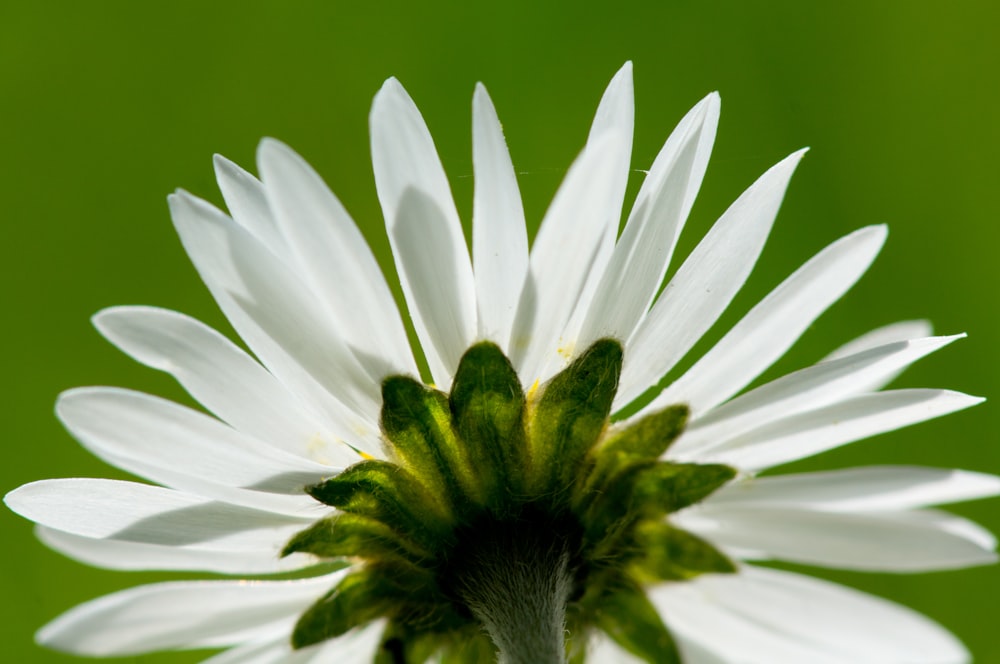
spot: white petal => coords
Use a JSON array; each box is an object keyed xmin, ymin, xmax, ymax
[
  {"xmin": 57, "ymin": 387, "xmax": 333, "ymax": 497},
  {"xmin": 36, "ymin": 526, "xmax": 316, "ymax": 575},
  {"xmin": 672, "ymin": 335, "xmax": 961, "ymax": 456},
  {"xmin": 694, "ymin": 389, "xmax": 983, "ymax": 471},
  {"xmin": 5, "ymin": 479, "xmax": 315, "ymax": 551},
  {"xmin": 370, "ymin": 77, "xmax": 476, "ymax": 386},
  {"xmin": 508, "ymin": 134, "xmax": 627, "ymax": 382},
  {"xmin": 201, "ymin": 621, "xmax": 384, "ymax": 664},
  {"xmin": 652, "ymin": 567, "xmax": 969, "ymax": 663},
  {"xmin": 36, "ymin": 572, "xmax": 343, "ymax": 656},
  {"xmin": 647, "ymin": 225, "xmax": 887, "ymax": 417},
  {"xmin": 257, "ymin": 139, "xmax": 417, "ymax": 379},
  {"xmin": 169, "ymin": 191, "xmax": 382, "ymax": 453},
  {"xmin": 391, "ymin": 187, "xmax": 477, "ymax": 386},
  {"xmin": 617, "ymin": 150, "xmax": 807, "ymax": 410},
  {"xmin": 706, "ymin": 466, "xmax": 1000, "ymax": 512},
  {"xmin": 821, "ymin": 320, "xmax": 935, "ymax": 392},
  {"xmin": 579, "ymin": 92, "xmax": 719, "ymax": 348},
  {"xmin": 94, "ymin": 306, "xmax": 359, "ymax": 467},
  {"xmin": 676, "ymin": 505, "xmax": 997, "ymax": 571},
  {"xmin": 212, "ymin": 155, "xmax": 287, "ymax": 255},
  {"xmin": 472, "ymin": 83, "xmax": 528, "ymax": 349}
]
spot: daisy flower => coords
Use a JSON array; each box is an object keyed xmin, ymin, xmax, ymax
[{"xmin": 6, "ymin": 62, "xmax": 999, "ymax": 663}]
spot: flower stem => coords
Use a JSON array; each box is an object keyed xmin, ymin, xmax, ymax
[{"xmin": 452, "ymin": 519, "xmax": 573, "ymax": 664}]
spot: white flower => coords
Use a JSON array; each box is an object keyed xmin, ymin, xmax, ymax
[{"xmin": 5, "ymin": 62, "xmax": 998, "ymax": 663}]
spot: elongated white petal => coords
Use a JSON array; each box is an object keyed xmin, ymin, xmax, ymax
[
  {"xmin": 557, "ymin": 62, "xmax": 636, "ymax": 347},
  {"xmin": 706, "ymin": 466, "xmax": 1000, "ymax": 512},
  {"xmin": 648, "ymin": 225, "xmax": 887, "ymax": 417},
  {"xmin": 212, "ymin": 155, "xmax": 287, "ymax": 256},
  {"xmin": 672, "ymin": 335, "xmax": 961, "ymax": 456},
  {"xmin": 169, "ymin": 192, "xmax": 382, "ymax": 454},
  {"xmin": 472, "ymin": 83, "xmax": 528, "ymax": 349},
  {"xmin": 93, "ymin": 307, "xmax": 358, "ymax": 467},
  {"xmin": 201, "ymin": 620, "xmax": 384, "ymax": 664},
  {"xmin": 676, "ymin": 505, "xmax": 997, "ymax": 571},
  {"xmin": 5, "ymin": 479, "xmax": 316, "ymax": 551},
  {"xmin": 821, "ymin": 320, "xmax": 935, "ymax": 392},
  {"xmin": 579, "ymin": 92, "xmax": 719, "ymax": 349},
  {"xmin": 652, "ymin": 566, "xmax": 969, "ymax": 663},
  {"xmin": 509, "ymin": 134, "xmax": 626, "ymax": 382},
  {"xmin": 257, "ymin": 139, "xmax": 417, "ymax": 379},
  {"xmin": 617, "ymin": 150, "xmax": 807, "ymax": 409},
  {"xmin": 391, "ymin": 187, "xmax": 477, "ymax": 385},
  {"xmin": 58, "ymin": 388, "xmax": 332, "ymax": 495},
  {"xmin": 36, "ymin": 526, "xmax": 316, "ymax": 575},
  {"xmin": 370, "ymin": 78, "xmax": 476, "ymax": 386},
  {"xmin": 693, "ymin": 389, "xmax": 983, "ymax": 470},
  {"xmin": 36, "ymin": 572, "xmax": 344, "ymax": 656}
]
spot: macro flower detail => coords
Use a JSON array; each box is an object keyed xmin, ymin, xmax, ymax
[{"xmin": 5, "ymin": 61, "xmax": 999, "ymax": 663}]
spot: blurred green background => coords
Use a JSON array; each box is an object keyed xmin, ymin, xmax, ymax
[{"xmin": 2, "ymin": 1, "xmax": 998, "ymax": 661}]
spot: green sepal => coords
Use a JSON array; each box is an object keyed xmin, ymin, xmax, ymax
[
  {"xmin": 307, "ymin": 460, "xmax": 453, "ymax": 548},
  {"xmin": 293, "ymin": 567, "xmax": 400, "ymax": 649},
  {"xmin": 632, "ymin": 521, "xmax": 736, "ymax": 581},
  {"xmin": 585, "ymin": 405, "xmax": 688, "ymax": 489},
  {"xmin": 439, "ymin": 629, "xmax": 497, "ymax": 663},
  {"xmin": 633, "ymin": 462, "xmax": 736, "ymax": 513},
  {"xmin": 449, "ymin": 341, "xmax": 528, "ymax": 509},
  {"xmin": 381, "ymin": 376, "xmax": 481, "ymax": 508},
  {"xmin": 375, "ymin": 622, "xmax": 446, "ymax": 664},
  {"xmin": 594, "ymin": 580, "xmax": 681, "ymax": 664},
  {"xmin": 282, "ymin": 513, "xmax": 432, "ymax": 570},
  {"xmin": 528, "ymin": 338, "xmax": 623, "ymax": 499}
]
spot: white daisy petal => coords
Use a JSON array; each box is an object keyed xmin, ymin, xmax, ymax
[
  {"xmin": 697, "ymin": 389, "xmax": 983, "ymax": 470},
  {"xmin": 706, "ymin": 466, "xmax": 1000, "ymax": 512},
  {"xmin": 821, "ymin": 320, "xmax": 935, "ymax": 392},
  {"xmin": 169, "ymin": 191, "xmax": 382, "ymax": 453},
  {"xmin": 5, "ymin": 479, "xmax": 315, "ymax": 551},
  {"xmin": 579, "ymin": 92, "xmax": 719, "ymax": 348},
  {"xmin": 57, "ymin": 387, "xmax": 333, "ymax": 496},
  {"xmin": 370, "ymin": 77, "xmax": 476, "ymax": 386},
  {"xmin": 257, "ymin": 138, "xmax": 417, "ymax": 379},
  {"xmin": 652, "ymin": 566, "xmax": 969, "ymax": 663},
  {"xmin": 647, "ymin": 225, "xmax": 888, "ymax": 417},
  {"xmin": 617, "ymin": 149, "xmax": 807, "ymax": 409},
  {"xmin": 509, "ymin": 134, "xmax": 627, "ymax": 382},
  {"xmin": 472, "ymin": 83, "xmax": 528, "ymax": 349},
  {"xmin": 212, "ymin": 154, "xmax": 287, "ymax": 255},
  {"xmin": 93, "ymin": 306, "xmax": 358, "ymax": 467},
  {"xmin": 36, "ymin": 572, "xmax": 345, "ymax": 657},
  {"xmin": 676, "ymin": 505, "xmax": 997, "ymax": 571},
  {"xmin": 672, "ymin": 335, "xmax": 961, "ymax": 456},
  {"xmin": 36, "ymin": 526, "xmax": 315, "ymax": 575},
  {"xmin": 201, "ymin": 621, "xmax": 384, "ymax": 664}
]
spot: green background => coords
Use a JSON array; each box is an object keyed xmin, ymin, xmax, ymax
[{"xmin": 2, "ymin": 1, "xmax": 998, "ymax": 661}]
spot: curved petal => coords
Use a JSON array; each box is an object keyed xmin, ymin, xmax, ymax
[
  {"xmin": 579, "ymin": 92, "xmax": 719, "ymax": 348},
  {"xmin": 647, "ymin": 225, "xmax": 887, "ymax": 417},
  {"xmin": 169, "ymin": 191, "xmax": 382, "ymax": 454},
  {"xmin": 676, "ymin": 505, "xmax": 997, "ymax": 571},
  {"xmin": 617, "ymin": 150, "xmax": 807, "ymax": 410},
  {"xmin": 705, "ymin": 466, "xmax": 1000, "ymax": 512},
  {"xmin": 652, "ymin": 566, "xmax": 969, "ymax": 663},
  {"xmin": 692, "ymin": 389, "xmax": 984, "ymax": 471},
  {"xmin": 508, "ymin": 134, "xmax": 627, "ymax": 382},
  {"xmin": 370, "ymin": 77, "xmax": 476, "ymax": 386},
  {"xmin": 5, "ymin": 479, "xmax": 316, "ymax": 551},
  {"xmin": 93, "ymin": 306, "xmax": 359, "ymax": 467},
  {"xmin": 36, "ymin": 526, "xmax": 316, "ymax": 575},
  {"xmin": 257, "ymin": 139, "xmax": 417, "ymax": 379},
  {"xmin": 57, "ymin": 387, "xmax": 334, "ymax": 496},
  {"xmin": 472, "ymin": 83, "xmax": 528, "ymax": 349},
  {"xmin": 821, "ymin": 320, "xmax": 936, "ymax": 392},
  {"xmin": 201, "ymin": 620, "xmax": 384, "ymax": 664},
  {"xmin": 672, "ymin": 335, "xmax": 961, "ymax": 457},
  {"xmin": 212, "ymin": 154, "xmax": 286, "ymax": 256},
  {"xmin": 36, "ymin": 572, "xmax": 344, "ymax": 656}
]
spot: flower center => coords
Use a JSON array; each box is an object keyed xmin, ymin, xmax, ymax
[{"xmin": 284, "ymin": 340, "xmax": 737, "ymax": 663}]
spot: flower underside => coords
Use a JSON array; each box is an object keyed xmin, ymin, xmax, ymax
[{"xmin": 284, "ymin": 339, "xmax": 737, "ymax": 663}]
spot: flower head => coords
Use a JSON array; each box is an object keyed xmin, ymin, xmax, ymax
[{"xmin": 6, "ymin": 62, "xmax": 999, "ymax": 663}]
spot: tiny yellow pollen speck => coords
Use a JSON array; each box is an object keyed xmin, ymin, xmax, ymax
[
  {"xmin": 359, "ymin": 451, "xmax": 374, "ymax": 460},
  {"xmin": 526, "ymin": 379, "xmax": 540, "ymax": 401}
]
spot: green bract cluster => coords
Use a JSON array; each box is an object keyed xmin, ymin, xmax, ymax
[{"xmin": 283, "ymin": 339, "xmax": 737, "ymax": 663}]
